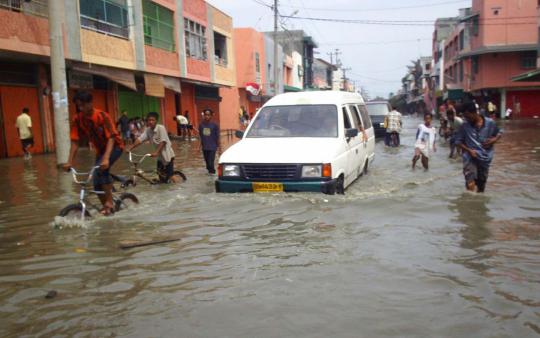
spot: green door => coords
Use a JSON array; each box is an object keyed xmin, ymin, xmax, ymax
[{"xmin": 118, "ymin": 91, "xmax": 161, "ymax": 119}]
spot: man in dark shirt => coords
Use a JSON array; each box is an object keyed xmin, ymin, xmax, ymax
[
  {"xmin": 455, "ymin": 102, "xmax": 502, "ymax": 193},
  {"xmin": 198, "ymin": 109, "xmax": 220, "ymax": 174},
  {"xmin": 117, "ymin": 110, "xmax": 130, "ymax": 144}
]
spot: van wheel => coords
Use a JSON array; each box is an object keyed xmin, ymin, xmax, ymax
[
  {"xmin": 362, "ymin": 160, "xmax": 369, "ymax": 176},
  {"xmin": 336, "ymin": 176, "xmax": 345, "ymax": 195}
]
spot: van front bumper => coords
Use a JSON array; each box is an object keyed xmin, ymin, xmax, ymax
[{"xmin": 215, "ymin": 179, "xmax": 338, "ymax": 194}]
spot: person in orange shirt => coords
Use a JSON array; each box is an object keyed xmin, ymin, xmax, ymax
[{"xmin": 63, "ymin": 91, "xmax": 124, "ymax": 215}]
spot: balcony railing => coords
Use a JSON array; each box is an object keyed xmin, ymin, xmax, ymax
[
  {"xmin": 80, "ymin": 15, "xmax": 129, "ymax": 40},
  {"xmin": 0, "ymin": 0, "xmax": 48, "ymax": 18}
]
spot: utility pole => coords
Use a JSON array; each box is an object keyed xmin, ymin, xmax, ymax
[
  {"xmin": 48, "ymin": 0, "xmax": 70, "ymax": 165},
  {"xmin": 273, "ymin": 0, "xmax": 279, "ymax": 96},
  {"xmin": 327, "ymin": 52, "xmax": 334, "ymax": 65},
  {"xmin": 334, "ymin": 49, "xmax": 342, "ymax": 67},
  {"xmin": 342, "ymin": 67, "xmax": 351, "ymax": 91}
]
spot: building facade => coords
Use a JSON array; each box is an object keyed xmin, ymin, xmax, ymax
[
  {"xmin": 454, "ymin": 0, "xmax": 540, "ymax": 118},
  {"xmin": 0, "ymin": 0, "xmax": 235, "ymax": 158}
]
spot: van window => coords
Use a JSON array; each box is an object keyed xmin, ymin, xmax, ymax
[
  {"xmin": 342, "ymin": 107, "xmax": 352, "ymax": 129},
  {"xmin": 247, "ymin": 105, "xmax": 338, "ymax": 138},
  {"xmin": 349, "ymin": 105, "xmax": 363, "ymax": 130},
  {"xmin": 358, "ymin": 104, "xmax": 372, "ymax": 129},
  {"xmin": 365, "ymin": 102, "xmax": 390, "ymax": 116}
]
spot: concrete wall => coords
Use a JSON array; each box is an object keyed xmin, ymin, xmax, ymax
[
  {"xmin": 210, "ymin": 6, "xmax": 235, "ymax": 87},
  {"xmin": 472, "ymin": 52, "xmax": 540, "ymax": 90},
  {"xmin": 81, "ymin": 30, "xmax": 136, "ymax": 69},
  {"xmin": 292, "ymin": 51, "xmax": 303, "ymax": 89},
  {"xmin": 183, "ymin": 0, "xmax": 211, "ymax": 82},
  {"xmin": 472, "ymin": 0, "xmax": 539, "ymax": 48},
  {"xmin": 0, "ymin": 9, "xmax": 50, "ymax": 56},
  {"xmin": 144, "ymin": 45, "xmax": 180, "ymax": 76},
  {"xmin": 234, "ymin": 28, "xmax": 266, "ymax": 90},
  {"xmin": 263, "ymin": 34, "xmax": 284, "ymax": 95}
]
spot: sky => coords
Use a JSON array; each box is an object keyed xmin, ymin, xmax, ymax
[{"xmin": 207, "ymin": 0, "xmax": 471, "ymax": 98}]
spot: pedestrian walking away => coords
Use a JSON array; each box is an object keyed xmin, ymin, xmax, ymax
[
  {"xmin": 117, "ymin": 110, "xmax": 131, "ymax": 144},
  {"xmin": 447, "ymin": 109, "xmax": 464, "ymax": 158},
  {"xmin": 198, "ymin": 109, "xmax": 220, "ymax": 174},
  {"xmin": 15, "ymin": 107, "xmax": 34, "ymax": 159},
  {"xmin": 128, "ymin": 112, "xmax": 179, "ymax": 183},
  {"xmin": 63, "ymin": 90, "xmax": 124, "ymax": 216},
  {"xmin": 455, "ymin": 102, "xmax": 502, "ymax": 193},
  {"xmin": 384, "ymin": 105, "xmax": 402, "ymax": 147},
  {"xmin": 412, "ymin": 112, "xmax": 437, "ymax": 170}
]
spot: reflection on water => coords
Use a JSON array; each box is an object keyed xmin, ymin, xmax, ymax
[{"xmin": 0, "ymin": 120, "xmax": 540, "ymax": 337}]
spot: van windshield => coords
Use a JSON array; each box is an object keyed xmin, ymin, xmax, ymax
[
  {"xmin": 366, "ymin": 103, "xmax": 390, "ymax": 116},
  {"xmin": 246, "ymin": 105, "xmax": 338, "ymax": 138}
]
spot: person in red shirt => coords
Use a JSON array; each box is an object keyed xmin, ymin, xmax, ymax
[{"xmin": 63, "ymin": 91, "xmax": 124, "ymax": 215}]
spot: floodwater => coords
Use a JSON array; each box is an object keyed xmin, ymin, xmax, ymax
[{"xmin": 1, "ymin": 118, "xmax": 539, "ymax": 338}]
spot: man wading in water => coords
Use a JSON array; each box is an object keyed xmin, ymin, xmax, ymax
[{"xmin": 455, "ymin": 102, "xmax": 502, "ymax": 193}]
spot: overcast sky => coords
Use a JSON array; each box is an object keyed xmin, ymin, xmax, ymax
[{"xmin": 207, "ymin": 0, "xmax": 470, "ymax": 98}]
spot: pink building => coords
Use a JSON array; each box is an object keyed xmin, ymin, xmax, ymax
[{"xmin": 454, "ymin": 0, "xmax": 540, "ymax": 118}]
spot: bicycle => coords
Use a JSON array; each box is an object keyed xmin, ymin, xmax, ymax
[
  {"xmin": 59, "ymin": 166, "xmax": 139, "ymax": 221},
  {"xmin": 122, "ymin": 152, "xmax": 187, "ymax": 187}
]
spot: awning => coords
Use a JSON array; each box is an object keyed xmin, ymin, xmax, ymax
[
  {"xmin": 163, "ymin": 76, "xmax": 181, "ymax": 93},
  {"xmin": 444, "ymin": 89, "xmax": 464, "ymax": 100},
  {"xmin": 71, "ymin": 63, "xmax": 136, "ymax": 91},
  {"xmin": 284, "ymin": 85, "xmax": 302, "ymax": 92},
  {"xmin": 144, "ymin": 73, "xmax": 165, "ymax": 98},
  {"xmin": 512, "ymin": 68, "xmax": 540, "ymax": 82},
  {"xmin": 458, "ymin": 44, "xmax": 537, "ymax": 59}
]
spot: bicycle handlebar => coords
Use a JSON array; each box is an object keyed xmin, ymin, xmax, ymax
[
  {"xmin": 69, "ymin": 166, "xmax": 100, "ymax": 184},
  {"xmin": 128, "ymin": 152, "xmax": 152, "ymax": 164}
]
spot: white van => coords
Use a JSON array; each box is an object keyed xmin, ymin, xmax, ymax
[{"xmin": 215, "ymin": 91, "xmax": 375, "ymax": 194}]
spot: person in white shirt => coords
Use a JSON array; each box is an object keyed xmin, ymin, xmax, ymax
[
  {"xmin": 412, "ymin": 112, "xmax": 437, "ymax": 170},
  {"xmin": 15, "ymin": 107, "xmax": 33, "ymax": 159},
  {"xmin": 384, "ymin": 105, "xmax": 402, "ymax": 147},
  {"xmin": 127, "ymin": 112, "xmax": 178, "ymax": 183},
  {"xmin": 176, "ymin": 112, "xmax": 189, "ymax": 139}
]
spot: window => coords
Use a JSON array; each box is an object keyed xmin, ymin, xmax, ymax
[
  {"xmin": 80, "ymin": 0, "xmax": 129, "ymax": 39},
  {"xmin": 520, "ymin": 52, "xmax": 537, "ymax": 69},
  {"xmin": 342, "ymin": 107, "xmax": 352, "ymax": 129},
  {"xmin": 213, "ymin": 31, "xmax": 228, "ymax": 66},
  {"xmin": 459, "ymin": 61, "xmax": 464, "ymax": 82},
  {"xmin": 349, "ymin": 105, "xmax": 363, "ymax": 129},
  {"xmin": 472, "ymin": 17, "xmax": 479, "ymax": 36},
  {"xmin": 459, "ymin": 30, "xmax": 464, "ymax": 50},
  {"xmin": 357, "ymin": 105, "xmax": 372, "ymax": 129},
  {"xmin": 185, "ymin": 18, "xmax": 207, "ymax": 60},
  {"xmin": 143, "ymin": 0, "xmax": 175, "ymax": 51},
  {"xmin": 246, "ymin": 105, "xmax": 338, "ymax": 138},
  {"xmin": 255, "ymin": 52, "xmax": 260, "ymax": 73}
]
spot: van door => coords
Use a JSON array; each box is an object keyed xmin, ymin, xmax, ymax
[
  {"xmin": 358, "ymin": 104, "xmax": 375, "ymax": 161},
  {"xmin": 342, "ymin": 106, "xmax": 359, "ymax": 185},
  {"xmin": 348, "ymin": 104, "xmax": 367, "ymax": 177}
]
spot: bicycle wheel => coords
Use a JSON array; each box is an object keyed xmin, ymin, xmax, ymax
[
  {"xmin": 115, "ymin": 193, "xmax": 139, "ymax": 211},
  {"xmin": 59, "ymin": 203, "xmax": 91, "ymax": 220},
  {"xmin": 173, "ymin": 170, "xmax": 187, "ymax": 181}
]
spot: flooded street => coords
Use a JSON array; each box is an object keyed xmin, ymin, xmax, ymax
[{"xmin": 1, "ymin": 118, "xmax": 539, "ymax": 337}]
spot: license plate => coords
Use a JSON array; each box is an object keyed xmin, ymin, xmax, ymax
[
  {"xmin": 379, "ymin": 122, "xmax": 385, "ymax": 127},
  {"xmin": 252, "ymin": 182, "xmax": 283, "ymax": 193}
]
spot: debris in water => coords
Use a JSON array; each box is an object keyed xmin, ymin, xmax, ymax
[{"xmin": 45, "ymin": 290, "xmax": 57, "ymax": 299}]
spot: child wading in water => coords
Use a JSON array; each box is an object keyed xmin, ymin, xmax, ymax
[{"xmin": 412, "ymin": 112, "xmax": 437, "ymax": 170}]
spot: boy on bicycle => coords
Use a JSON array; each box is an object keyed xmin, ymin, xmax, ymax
[
  {"xmin": 126, "ymin": 112, "xmax": 178, "ymax": 183},
  {"xmin": 63, "ymin": 91, "xmax": 124, "ymax": 215}
]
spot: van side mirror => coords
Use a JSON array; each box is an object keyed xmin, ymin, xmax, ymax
[
  {"xmin": 235, "ymin": 130, "xmax": 244, "ymax": 139},
  {"xmin": 345, "ymin": 128, "xmax": 358, "ymax": 138}
]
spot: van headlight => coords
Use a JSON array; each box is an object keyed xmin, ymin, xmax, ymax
[
  {"xmin": 222, "ymin": 164, "xmax": 240, "ymax": 177},
  {"xmin": 301, "ymin": 165, "xmax": 322, "ymax": 178}
]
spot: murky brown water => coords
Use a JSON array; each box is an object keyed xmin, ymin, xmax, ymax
[{"xmin": 1, "ymin": 118, "xmax": 539, "ymax": 337}]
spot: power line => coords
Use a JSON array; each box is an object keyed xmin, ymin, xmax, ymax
[
  {"xmin": 321, "ymin": 38, "xmax": 432, "ymax": 46},
  {"xmin": 276, "ymin": 0, "xmax": 470, "ymax": 12},
  {"xmin": 279, "ymin": 15, "xmax": 538, "ymax": 26}
]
